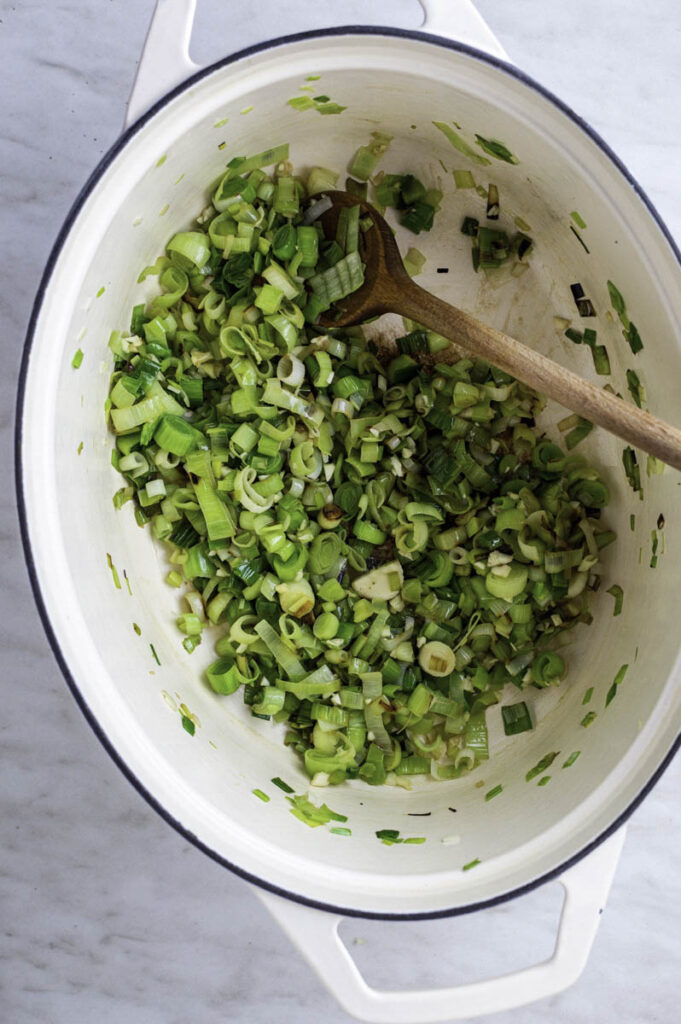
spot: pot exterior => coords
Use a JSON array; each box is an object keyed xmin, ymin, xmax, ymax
[{"xmin": 18, "ymin": 29, "xmax": 681, "ymax": 917}]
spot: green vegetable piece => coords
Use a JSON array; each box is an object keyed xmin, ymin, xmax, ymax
[
  {"xmin": 419, "ymin": 641, "xmax": 455, "ymax": 677},
  {"xmin": 485, "ymin": 562, "xmax": 528, "ymax": 600},
  {"xmin": 432, "ymin": 122, "xmax": 491, "ymax": 165},
  {"xmin": 607, "ymin": 280, "xmax": 629, "ymax": 323},
  {"xmin": 167, "ymin": 231, "xmax": 210, "ymax": 270},
  {"xmin": 454, "ymin": 170, "xmax": 476, "ymax": 190},
  {"xmin": 526, "ymin": 751, "xmax": 559, "ymax": 782},
  {"xmin": 154, "ymin": 414, "xmax": 202, "ymax": 456},
  {"xmin": 501, "ymin": 702, "xmax": 533, "ymax": 735},
  {"xmin": 474, "ymin": 135, "xmax": 519, "ymax": 164},
  {"xmin": 401, "ymin": 201, "xmax": 435, "ymax": 234},
  {"xmin": 607, "ymin": 584, "xmax": 624, "ymax": 616},
  {"xmin": 461, "ymin": 216, "xmax": 479, "ymax": 236},
  {"xmin": 272, "ymin": 223, "xmax": 297, "ymax": 260},
  {"xmin": 531, "ymin": 652, "xmax": 565, "ymax": 687},
  {"xmin": 352, "ymin": 562, "xmax": 404, "ymax": 600},
  {"xmin": 348, "ymin": 131, "xmax": 393, "ymax": 180}
]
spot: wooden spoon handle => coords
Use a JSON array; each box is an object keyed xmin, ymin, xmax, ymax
[{"xmin": 392, "ymin": 280, "xmax": 681, "ymax": 471}]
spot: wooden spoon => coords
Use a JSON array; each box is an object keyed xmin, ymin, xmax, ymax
[{"xmin": 317, "ymin": 191, "xmax": 681, "ymax": 471}]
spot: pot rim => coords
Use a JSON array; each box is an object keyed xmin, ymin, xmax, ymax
[{"xmin": 15, "ymin": 24, "xmax": 681, "ymax": 921}]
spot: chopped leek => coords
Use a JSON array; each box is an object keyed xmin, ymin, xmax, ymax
[
  {"xmin": 464, "ymin": 220, "xmax": 534, "ymax": 275},
  {"xmin": 526, "ymin": 751, "xmax": 558, "ymax": 782},
  {"xmin": 288, "ymin": 95, "xmax": 346, "ymax": 116},
  {"xmin": 607, "ymin": 584, "xmax": 624, "ymax": 616},
  {"xmin": 474, "ymin": 135, "xmax": 519, "ymax": 164},
  {"xmin": 348, "ymin": 131, "xmax": 392, "ymax": 180},
  {"xmin": 287, "ymin": 794, "xmax": 347, "ymax": 826},
  {"xmin": 626, "ymin": 369, "xmax": 644, "ymax": 408},
  {"xmin": 607, "ymin": 279, "xmax": 644, "ymax": 353},
  {"xmin": 108, "ymin": 141, "xmax": 616, "ymax": 789},
  {"xmin": 271, "ymin": 776, "xmax": 294, "ymax": 793},
  {"xmin": 373, "ymin": 171, "xmax": 441, "ymax": 235},
  {"xmin": 605, "ymin": 662, "xmax": 628, "ymax": 708},
  {"xmin": 433, "ymin": 122, "xmax": 491, "ymax": 166},
  {"xmin": 403, "ymin": 247, "xmax": 426, "ymax": 277},
  {"xmin": 502, "ymin": 702, "xmax": 533, "ymax": 736},
  {"xmin": 462, "ymin": 858, "xmax": 481, "ymax": 871},
  {"xmin": 453, "ymin": 169, "xmax": 476, "ymax": 190}
]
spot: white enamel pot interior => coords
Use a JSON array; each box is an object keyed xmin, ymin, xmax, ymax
[{"xmin": 17, "ymin": 2, "xmax": 681, "ymax": 1020}]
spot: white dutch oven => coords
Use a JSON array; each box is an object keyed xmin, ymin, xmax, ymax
[{"xmin": 16, "ymin": 0, "xmax": 681, "ymax": 1019}]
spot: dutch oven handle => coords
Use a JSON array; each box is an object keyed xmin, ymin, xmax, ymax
[
  {"xmin": 125, "ymin": 0, "xmax": 509, "ymax": 128},
  {"xmin": 256, "ymin": 829, "xmax": 626, "ymax": 1023}
]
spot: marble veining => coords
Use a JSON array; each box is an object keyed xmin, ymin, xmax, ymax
[{"xmin": 2, "ymin": 1, "xmax": 680, "ymax": 1022}]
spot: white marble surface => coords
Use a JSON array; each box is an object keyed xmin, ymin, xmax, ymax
[{"xmin": 2, "ymin": 1, "xmax": 680, "ymax": 1021}]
